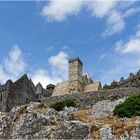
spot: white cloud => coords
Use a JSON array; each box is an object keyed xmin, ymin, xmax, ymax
[
  {"xmin": 88, "ymin": 0, "xmax": 117, "ymax": 18},
  {"xmin": 31, "ymin": 69, "xmax": 54, "ymax": 87},
  {"xmin": 41, "ymin": 0, "xmax": 84, "ymax": 22},
  {"xmin": 123, "ymin": 7, "xmax": 140, "ymax": 18},
  {"xmin": 103, "ymin": 10, "xmax": 125, "ymax": 36},
  {"xmin": 49, "ymin": 51, "xmax": 68, "ymax": 79},
  {"xmin": 41, "ymin": 1, "xmax": 139, "ymax": 36},
  {"xmin": 103, "ymin": 6, "xmax": 140, "ymax": 37},
  {"xmin": 41, "ymin": 0, "xmax": 118, "ymax": 21},
  {"xmin": 115, "ymin": 29, "xmax": 140, "ymax": 54},
  {"xmin": 31, "ymin": 51, "xmax": 69, "ymax": 87},
  {"xmin": 0, "ymin": 45, "xmax": 26, "ymax": 83},
  {"xmin": 4, "ymin": 45, "xmax": 26, "ymax": 77}
]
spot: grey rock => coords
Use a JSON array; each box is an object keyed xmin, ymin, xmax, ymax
[
  {"xmin": 50, "ymin": 120, "xmax": 90, "ymax": 139},
  {"xmin": 0, "ymin": 74, "xmax": 38, "ymax": 112},
  {"xmin": 46, "ymin": 84, "xmax": 55, "ymax": 97},
  {"xmin": 0, "ymin": 112, "xmax": 11, "ymax": 139},
  {"xmin": 26, "ymin": 102, "xmax": 42, "ymax": 112},
  {"xmin": 59, "ymin": 106, "xmax": 78, "ymax": 117},
  {"xmin": 100, "ymin": 125, "xmax": 113, "ymax": 140},
  {"xmin": 36, "ymin": 82, "xmax": 43, "ymax": 97},
  {"xmin": 9, "ymin": 102, "xmax": 61, "ymax": 139},
  {"xmin": 36, "ymin": 83, "xmax": 54, "ymax": 98},
  {"xmin": 130, "ymin": 127, "xmax": 140, "ymax": 140},
  {"xmin": 92, "ymin": 98, "xmax": 126, "ymax": 118}
]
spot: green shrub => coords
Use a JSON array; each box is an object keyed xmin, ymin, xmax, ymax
[
  {"xmin": 113, "ymin": 93, "xmax": 140, "ymax": 118},
  {"xmin": 50, "ymin": 99, "xmax": 76, "ymax": 111}
]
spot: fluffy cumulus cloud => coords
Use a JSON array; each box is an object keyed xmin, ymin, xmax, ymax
[
  {"xmin": 103, "ymin": 6, "xmax": 140, "ymax": 36},
  {"xmin": 41, "ymin": 0, "xmax": 139, "ymax": 36},
  {"xmin": 31, "ymin": 51, "xmax": 69, "ymax": 87},
  {"xmin": 0, "ymin": 45, "xmax": 26, "ymax": 83},
  {"xmin": 41, "ymin": 0, "xmax": 84, "ymax": 21},
  {"xmin": 88, "ymin": 0, "xmax": 117, "ymax": 18},
  {"xmin": 115, "ymin": 28, "xmax": 140, "ymax": 54}
]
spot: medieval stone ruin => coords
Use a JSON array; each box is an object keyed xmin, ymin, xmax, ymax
[{"xmin": 53, "ymin": 57, "xmax": 102, "ymax": 96}]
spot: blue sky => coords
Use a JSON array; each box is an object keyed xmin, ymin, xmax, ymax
[{"xmin": 0, "ymin": 1, "xmax": 140, "ymax": 87}]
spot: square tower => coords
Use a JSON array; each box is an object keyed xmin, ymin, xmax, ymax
[{"xmin": 68, "ymin": 57, "xmax": 83, "ymax": 93}]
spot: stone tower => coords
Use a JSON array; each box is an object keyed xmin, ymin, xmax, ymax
[{"xmin": 68, "ymin": 57, "xmax": 83, "ymax": 93}]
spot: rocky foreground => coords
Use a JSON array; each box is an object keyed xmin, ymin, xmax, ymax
[{"xmin": 0, "ymin": 98, "xmax": 140, "ymax": 139}]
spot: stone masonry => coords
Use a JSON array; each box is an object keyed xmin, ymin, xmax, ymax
[
  {"xmin": 68, "ymin": 57, "xmax": 83, "ymax": 93},
  {"xmin": 52, "ymin": 57, "xmax": 101, "ymax": 96}
]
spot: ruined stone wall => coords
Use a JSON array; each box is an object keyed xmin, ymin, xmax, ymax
[
  {"xmin": 84, "ymin": 82, "xmax": 101, "ymax": 92},
  {"xmin": 41, "ymin": 87, "xmax": 140, "ymax": 109},
  {"xmin": 103, "ymin": 69, "xmax": 140, "ymax": 89},
  {"xmin": 52, "ymin": 81, "xmax": 69, "ymax": 96}
]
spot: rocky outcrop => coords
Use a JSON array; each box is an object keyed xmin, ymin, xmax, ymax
[
  {"xmin": 0, "ymin": 99, "xmax": 140, "ymax": 139},
  {"xmin": 0, "ymin": 74, "xmax": 38, "ymax": 112},
  {"xmin": 0, "ymin": 74, "xmax": 55, "ymax": 112}
]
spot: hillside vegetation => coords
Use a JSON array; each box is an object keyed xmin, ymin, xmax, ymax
[{"xmin": 113, "ymin": 93, "xmax": 140, "ymax": 118}]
